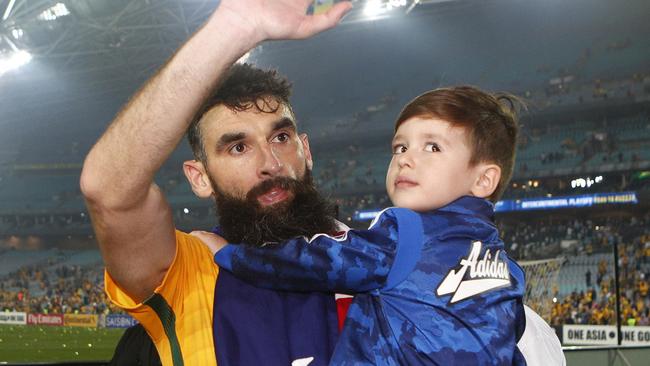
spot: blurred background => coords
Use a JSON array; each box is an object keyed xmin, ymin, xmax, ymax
[{"xmin": 1, "ymin": 0, "xmax": 649, "ymax": 364}]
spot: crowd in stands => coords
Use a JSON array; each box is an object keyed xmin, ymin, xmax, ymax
[
  {"xmin": 517, "ymin": 112, "xmax": 649, "ymax": 175},
  {"xmin": 499, "ymin": 213, "xmax": 650, "ymax": 326},
  {"xmin": 524, "ymin": 72, "xmax": 650, "ymax": 111},
  {"xmin": 502, "ymin": 213, "xmax": 650, "ymax": 260},
  {"xmin": 0, "ymin": 262, "xmax": 122, "ymax": 315},
  {"xmin": 547, "ymin": 236, "xmax": 650, "ymax": 327},
  {"xmin": 527, "ymin": 131, "xmax": 620, "ymax": 166}
]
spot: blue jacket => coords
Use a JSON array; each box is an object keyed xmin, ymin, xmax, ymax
[{"xmin": 215, "ymin": 196, "xmax": 527, "ymax": 365}]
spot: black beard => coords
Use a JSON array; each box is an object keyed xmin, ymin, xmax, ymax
[{"xmin": 211, "ymin": 171, "xmax": 338, "ymax": 247}]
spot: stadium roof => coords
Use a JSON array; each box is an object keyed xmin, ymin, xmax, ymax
[{"xmin": 0, "ymin": 0, "xmax": 648, "ymax": 167}]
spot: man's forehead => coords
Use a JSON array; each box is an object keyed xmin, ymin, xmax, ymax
[{"xmin": 202, "ymin": 103, "xmax": 296, "ymax": 137}]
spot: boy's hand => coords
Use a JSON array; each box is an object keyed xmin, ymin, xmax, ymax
[
  {"xmin": 214, "ymin": 0, "xmax": 353, "ymax": 43},
  {"xmin": 190, "ymin": 231, "xmax": 229, "ymax": 256}
]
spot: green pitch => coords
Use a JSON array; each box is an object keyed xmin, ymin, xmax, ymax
[{"xmin": 0, "ymin": 325, "xmax": 125, "ymax": 363}]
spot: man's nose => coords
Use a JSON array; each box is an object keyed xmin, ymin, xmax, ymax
[{"xmin": 258, "ymin": 144, "xmax": 283, "ymax": 177}]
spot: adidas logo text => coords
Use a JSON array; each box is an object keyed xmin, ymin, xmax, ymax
[{"xmin": 436, "ymin": 241, "xmax": 511, "ymax": 303}]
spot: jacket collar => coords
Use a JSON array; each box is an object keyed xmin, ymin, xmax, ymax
[{"xmin": 435, "ymin": 195, "xmax": 495, "ymax": 223}]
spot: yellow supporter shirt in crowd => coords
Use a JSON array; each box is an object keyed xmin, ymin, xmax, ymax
[{"xmin": 105, "ymin": 230, "xmax": 219, "ymax": 366}]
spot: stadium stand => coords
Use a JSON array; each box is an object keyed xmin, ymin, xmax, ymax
[{"xmin": 0, "ymin": 250, "xmax": 118, "ymax": 315}]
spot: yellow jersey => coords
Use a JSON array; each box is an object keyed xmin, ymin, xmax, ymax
[{"xmin": 105, "ymin": 230, "xmax": 218, "ymax": 366}]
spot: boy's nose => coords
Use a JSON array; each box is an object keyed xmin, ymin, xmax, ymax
[{"xmin": 397, "ymin": 151, "xmax": 414, "ymax": 169}]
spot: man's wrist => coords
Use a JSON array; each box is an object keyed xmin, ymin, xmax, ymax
[{"xmin": 205, "ymin": 8, "xmax": 264, "ymax": 55}]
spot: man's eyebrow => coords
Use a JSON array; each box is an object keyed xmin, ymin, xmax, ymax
[
  {"xmin": 214, "ymin": 118, "xmax": 295, "ymax": 151},
  {"xmin": 216, "ymin": 132, "xmax": 246, "ymax": 150},
  {"xmin": 272, "ymin": 117, "xmax": 297, "ymax": 132}
]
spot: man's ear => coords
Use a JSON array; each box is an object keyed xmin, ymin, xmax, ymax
[
  {"xmin": 183, "ymin": 160, "xmax": 215, "ymax": 199},
  {"xmin": 299, "ymin": 133, "xmax": 314, "ymax": 170},
  {"xmin": 470, "ymin": 164, "xmax": 501, "ymax": 199}
]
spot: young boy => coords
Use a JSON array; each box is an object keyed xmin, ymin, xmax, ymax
[{"xmin": 210, "ymin": 86, "xmax": 527, "ymax": 364}]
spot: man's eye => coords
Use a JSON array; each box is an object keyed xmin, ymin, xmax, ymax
[
  {"xmin": 272, "ymin": 132, "xmax": 290, "ymax": 143},
  {"xmin": 392, "ymin": 145, "xmax": 407, "ymax": 154},
  {"xmin": 426, "ymin": 143, "xmax": 441, "ymax": 152},
  {"xmin": 229, "ymin": 143, "xmax": 247, "ymax": 154}
]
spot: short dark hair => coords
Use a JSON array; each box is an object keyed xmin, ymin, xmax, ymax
[
  {"xmin": 395, "ymin": 86, "xmax": 522, "ymax": 202},
  {"xmin": 187, "ymin": 63, "xmax": 293, "ymax": 162}
]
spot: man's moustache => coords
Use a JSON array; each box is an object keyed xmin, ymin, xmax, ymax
[{"xmin": 246, "ymin": 176, "xmax": 296, "ymax": 206}]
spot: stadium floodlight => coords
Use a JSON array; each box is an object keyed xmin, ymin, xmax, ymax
[
  {"xmin": 11, "ymin": 28, "xmax": 24, "ymax": 40},
  {"xmin": 387, "ymin": 0, "xmax": 408, "ymax": 10},
  {"xmin": 37, "ymin": 2, "xmax": 70, "ymax": 21},
  {"xmin": 363, "ymin": 0, "xmax": 386, "ymax": 18},
  {"xmin": 0, "ymin": 49, "xmax": 32, "ymax": 77},
  {"xmin": 2, "ymin": 0, "xmax": 17, "ymax": 20}
]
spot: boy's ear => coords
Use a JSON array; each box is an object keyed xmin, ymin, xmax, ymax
[
  {"xmin": 183, "ymin": 160, "xmax": 215, "ymax": 199},
  {"xmin": 470, "ymin": 164, "xmax": 501, "ymax": 199}
]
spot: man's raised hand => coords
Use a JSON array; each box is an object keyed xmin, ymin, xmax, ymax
[{"xmin": 214, "ymin": 0, "xmax": 353, "ymax": 43}]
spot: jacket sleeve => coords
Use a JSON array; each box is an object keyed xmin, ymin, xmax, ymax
[{"xmin": 214, "ymin": 209, "xmax": 404, "ymax": 293}]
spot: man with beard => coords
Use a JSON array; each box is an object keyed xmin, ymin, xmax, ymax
[
  {"xmin": 80, "ymin": 1, "xmax": 353, "ymax": 365},
  {"xmin": 187, "ymin": 64, "xmax": 350, "ymax": 366}
]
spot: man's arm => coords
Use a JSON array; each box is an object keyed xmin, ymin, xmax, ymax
[
  {"xmin": 518, "ymin": 305, "xmax": 566, "ymax": 366},
  {"xmin": 80, "ymin": 0, "xmax": 352, "ymax": 303}
]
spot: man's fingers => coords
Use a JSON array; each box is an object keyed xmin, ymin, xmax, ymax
[
  {"xmin": 295, "ymin": 1, "xmax": 353, "ymax": 39},
  {"xmin": 190, "ymin": 230, "xmax": 227, "ymax": 255}
]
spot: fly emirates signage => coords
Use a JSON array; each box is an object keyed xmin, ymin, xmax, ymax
[{"xmin": 27, "ymin": 313, "xmax": 64, "ymax": 326}]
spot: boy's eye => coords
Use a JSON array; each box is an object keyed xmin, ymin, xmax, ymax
[
  {"xmin": 425, "ymin": 143, "xmax": 441, "ymax": 152},
  {"xmin": 392, "ymin": 144, "xmax": 407, "ymax": 154},
  {"xmin": 272, "ymin": 132, "xmax": 290, "ymax": 143},
  {"xmin": 229, "ymin": 143, "xmax": 247, "ymax": 155}
]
